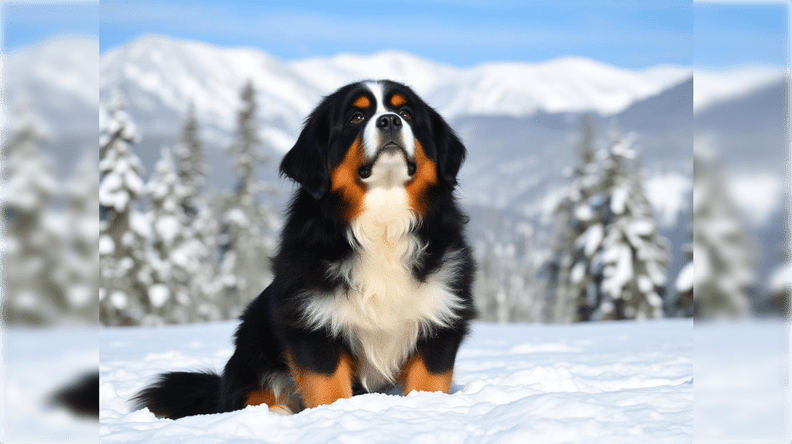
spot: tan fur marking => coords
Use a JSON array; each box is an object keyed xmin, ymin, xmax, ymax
[
  {"xmin": 390, "ymin": 93, "xmax": 407, "ymax": 107},
  {"xmin": 405, "ymin": 141, "xmax": 438, "ymax": 216},
  {"xmin": 244, "ymin": 389, "xmax": 278, "ymax": 407},
  {"xmin": 353, "ymin": 95, "xmax": 371, "ymax": 109},
  {"xmin": 330, "ymin": 138, "xmax": 367, "ymax": 220},
  {"xmin": 245, "ymin": 388, "xmax": 301, "ymax": 414},
  {"xmin": 400, "ymin": 354, "xmax": 453, "ymax": 394},
  {"xmin": 287, "ymin": 352, "xmax": 355, "ymax": 409}
]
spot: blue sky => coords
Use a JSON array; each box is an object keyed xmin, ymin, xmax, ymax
[
  {"xmin": 695, "ymin": 3, "xmax": 788, "ymax": 69},
  {"xmin": 1, "ymin": 1, "xmax": 787, "ymax": 69}
]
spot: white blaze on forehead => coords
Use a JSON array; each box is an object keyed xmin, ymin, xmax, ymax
[
  {"xmin": 361, "ymin": 81, "xmax": 416, "ymax": 158},
  {"xmin": 364, "ymin": 81, "xmax": 385, "ymax": 114}
]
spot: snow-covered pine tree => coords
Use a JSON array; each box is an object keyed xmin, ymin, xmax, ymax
[
  {"xmin": 175, "ymin": 101, "xmax": 207, "ymax": 220},
  {"xmin": 546, "ymin": 114, "xmax": 601, "ymax": 323},
  {"xmin": 762, "ymin": 162, "xmax": 791, "ymax": 316},
  {"xmin": 99, "ymin": 94, "xmax": 152, "ymax": 326},
  {"xmin": 766, "ymin": 260, "xmax": 790, "ymax": 317},
  {"xmin": 550, "ymin": 119, "xmax": 670, "ymax": 322},
  {"xmin": 672, "ymin": 195, "xmax": 694, "ymax": 317},
  {"xmin": 146, "ymin": 146, "xmax": 195, "ymax": 324},
  {"xmin": 475, "ymin": 223, "xmax": 544, "ymax": 323},
  {"xmin": 690, "ymin": 145, "xmax": 755, "ymax": 318},
  {"xmin": 186, "ymin": 195, "xmax": 223, "ymax": 322},
  {"xmin": 582, "ymin": 123, "xmax": 669, "ymax": 320},
  {"xmin": 2, "ymin": 101, "xmax": 64, "ymax": 325},
  {"xmin": 172, "ymin": 101, "xmax": 223, "ymax": 323},
  {"xmin": 63, "ymin": 150, "xmax": 101, "ymax": 324},
  {"xmin": 219, "ymin": 80, "xmax": 278, "ymax": 317}
]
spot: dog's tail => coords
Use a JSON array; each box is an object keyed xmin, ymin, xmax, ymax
[{"xmin": 133, "ymin": 371, "xmax": 222, "ymax": 419}]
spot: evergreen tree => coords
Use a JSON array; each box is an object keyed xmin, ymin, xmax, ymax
[
  {"xmin": 475, "ymin": 224, "xmax": 543, "ymax": 323},
  {"xmin": 175, "ymin": 101, "xmax": 207, "ymax": 220},
  {"xmin": 2, "ymin": 101, "xmax": 64, "ymax": 325},
  {"xmin": 99, "ymin": 94, "xmax": 151, "ymax": 326},
  {"xmin": 186, "ymin": 195, "xmax": 224, "ymax": 322},
  {"xmin": 172, "ymin": 101, "xmax": 223, "ymax": 322},
  {"xmin": 63, "ymin": 150, "xmax": 101, "ymax": 324},
  {"xmin": 774, "ymin": 183, "xmax": 791, "ymax": 318},
  {"xmin": 690, "ymin": 146, "xmax": 755, "ymax": 318},
  {"xmin": 550, "ymin": 119, "xmax": 669, "ymax": 321},
  {"xmin": 672, "ymin": 194, "xmax": 694, "ymax": 317},
  {"xmin": 146, "ymin": 147, "xmax": 194, "ymax": 325},
  {"xmin": 219, "ymin": 80, "xmax": 278, "ymax": 316},
  {"xmin": 547, "ymin": 114, "xmax": 600, "ymax": 323},
  {"xmin": 582, "ymin": 124, "xmax": 669, "ymax": 320},
  {"xmin": 766, "ymin": 259, "xmax": 790, "ymax": 317}
]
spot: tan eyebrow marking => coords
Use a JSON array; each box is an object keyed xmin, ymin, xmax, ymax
[
  {"xmin": 390, "ymin": 93, "xmax": 407, "ymax": 107},
  {"xmin": 353, "ymin": 96, "xmax": 371, "ymax": 109}
]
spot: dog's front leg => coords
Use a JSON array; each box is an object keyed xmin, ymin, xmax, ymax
[
  {"xmin": 285, "ymin": 333, "xmax": 355, "ymax": 409},
  {"xmin": 400, "ymin": 353, "xmax": 454, "ymax": 394},
  {"xmin": 399, "ymin": 329, "xmax": 465, "ymax": 395}
]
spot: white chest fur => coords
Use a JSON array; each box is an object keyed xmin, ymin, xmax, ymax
[{"xmin": 302, "ymin": 187, "xmax": 462, "ymax": 390}]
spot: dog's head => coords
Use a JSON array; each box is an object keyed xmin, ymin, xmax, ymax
[{"xmin": 280, "ymin": 80, "xmax": 466, "ymax": 220}]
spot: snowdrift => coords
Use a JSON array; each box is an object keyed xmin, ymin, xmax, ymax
[{"xmin": 100, "ymin": 319, "xmax": 692, "ymax": 443}]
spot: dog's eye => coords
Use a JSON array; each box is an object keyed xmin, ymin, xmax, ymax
[
  {"xmin": 399, "ymin": 109, "xmax": 412, "ymax": 120},
  {"xmin": 350, "ymin": 114, "xmax": 365, "ymax": 124}
]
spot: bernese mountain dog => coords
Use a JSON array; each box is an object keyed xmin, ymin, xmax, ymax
[{"xmin": 134, "ymin": 79, "xmax": 476, "ymax": 418}]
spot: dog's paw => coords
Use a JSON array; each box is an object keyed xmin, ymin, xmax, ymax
[{"xmin": 268, "ymin": 405, "xmax": 294, "ymax": 415}]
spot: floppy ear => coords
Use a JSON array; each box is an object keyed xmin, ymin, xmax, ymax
[
  {"xmin": 429, "ymin": 107, "xmax": 466, "ymax": 187},
  {"xmin": 280, "ymin": 109, "xmax": 330, "ymax": 200}
]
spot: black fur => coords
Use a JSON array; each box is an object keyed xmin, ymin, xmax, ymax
[
  {"xmin": 134, "ymin": 80, "xmax": 475, "ymax": 419},
  {"xmin": 50, "ymin": 371, "xmax": 100, "ymax": 418}
]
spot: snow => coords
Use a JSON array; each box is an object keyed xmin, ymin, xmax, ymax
[
  {"xmin": 2, "ymin": 327, "xmax": 98, "ymax": 443},
  {"xmin": 640, "ymin": 65, "xmax": 697, "ymax": 90},
  {"xmin": 148, "ymin": 284, "xmax": 170, "ymax": 308},
  {"xmin": 5, "ymin": 37, "xmax": 99, "ymax": 135},
  {"xmin": 579, "ymin": 223, "xmax": 604, "ymax": 258},
  {"xmin": 110, "ymin": 292, "xmax": 128, "ymax": 310},
  {"xmin": 675, "ymin": 263, "xmax": 693, "ymax": 293},
  {"xmin": 431, "ymin": 57, "xmax": 689, "ymax": 117},
  {"xmin": 629, "ymin": 219, "xmax": 655, "ymax": 237},
  {"xmin": 101, "ymin": 35, "xmax": 691, "ymax": 144},
  {"xmin": 99, "ymin": 235, "xmax": 115, "ymax": 256},
  {"xmin": 601, "ymin": 244, "xmax": 634, "ymax": 299},
  {"xmin": 695, "ymin": 321, "xmax": 789, "ymax": 441},
  {"xmin": 694, "ymin": 67, "xmax": 786, "ymax": 112},
  {"xmin": 153, "ymin": 215, "xmax": 181, "ymax": 246},
  {"xmin": 768, "ymin": 262, "xmax": 790, "ymax": 295},
  {"xmin": 610, "ymin": 187, "xmax": 628, "ymax": 215},
  {"xmin": 643, "ymin": 173, "xmax": 691, "ymax": 229},
  {"xmin": 726, "ymin": 173, "xmax": 785, "ymax": 228},
  {"xmin": 100, "ymin": 319, "xmax": 692, "ymax": 443}
]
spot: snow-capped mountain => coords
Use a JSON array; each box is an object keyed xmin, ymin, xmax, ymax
[
  {"xmin": 5, "ymin": 37, "xmax": 99, "ymax": 137},
  {"xmin": 694, "ymin": 67, "xmax": 786, "ymax": 112},
  {"xmin": 98, "ymin": 35, "xmax": 696, "ymax": 254},
  {"xmin": 101, "ymin": 35, "xmax": 692, "ymax": 152},
  {"xmin": 101, "ymin": 36, "xmax": 319, "ymax": 150}
]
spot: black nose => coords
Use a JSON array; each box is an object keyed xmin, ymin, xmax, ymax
[{"xmin": 376, "ymin": 114, "xmax": 401, "ymax": 131}]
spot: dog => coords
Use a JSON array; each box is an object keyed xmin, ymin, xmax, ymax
[{"xmin": 135, "ymin": 79, "xmax": 476, "ymax": 418}]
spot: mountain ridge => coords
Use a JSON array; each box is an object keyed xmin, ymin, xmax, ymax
[{"xmin": 100, "ymin": 35, "xmax": 693, "ymax": 153}]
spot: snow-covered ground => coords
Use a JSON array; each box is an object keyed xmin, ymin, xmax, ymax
[
  {"xmin": 100, "ymin": 319, "xmax": 692, "ymax": 443},
  {"xmin": 2, "ymin": 327, "xmax": 98, "ymax": 443}
]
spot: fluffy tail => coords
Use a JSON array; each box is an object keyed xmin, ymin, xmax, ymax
[
  {"xmin": 134, "ymin": 371, "xmax": 222, "ymax": 419},
  {"xmin": 50, "ymin": 371, "xmax": 99, "ymax": 418}
]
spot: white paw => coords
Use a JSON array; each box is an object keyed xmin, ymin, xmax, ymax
[{"xmin": 268, "ymin": 405, "xmax": 294, "ymax": 415}]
